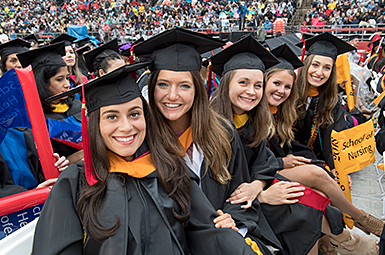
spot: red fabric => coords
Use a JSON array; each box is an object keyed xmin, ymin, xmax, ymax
[
  {"xmin": 0, "ymin": 187, "xmax": 51, "ymax": 216},
  {"xmin": 272, "ymin": 179, "xmax": 331, "ymax": 211},
  {"xmin": 16, "ymin": 67, "xmax": 58, "ymax": 180}
]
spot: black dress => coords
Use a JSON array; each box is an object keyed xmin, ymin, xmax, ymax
[
  {"xmin": 32, "ymin": 145, "xmax": 257, "ymax": 255},
  {"xmin": 238, "ymin": 120, "xmax": 338, "ymax": 255}
]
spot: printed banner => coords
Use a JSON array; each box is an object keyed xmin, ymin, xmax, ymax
[
  {"xmin": 0, "ymin": 69, "xmax": 32, "ymax": 143},
  {"xmin": 0, "ymin": 187, "xmax": 50, "ymax": 240},
  {"xmin": 331, "ymin": 120, "xmax": 376, "ymax": 228}
]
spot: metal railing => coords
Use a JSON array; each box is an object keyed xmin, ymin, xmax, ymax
[{"xmin": 298, "ymin": 23, "xmax": 385, "ymax": 40}]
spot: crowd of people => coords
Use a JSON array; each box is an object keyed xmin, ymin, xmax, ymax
[
  {"xmin": 0, "ymin": 0, "xmax": 297, "ymax": 43},
  {"xmin": 301, "ymin": 0, "xmax": 385, "ymax": 31},
  {"xmin": 1, "ymin": 21, "xmax": 385, "ymax": 254}
]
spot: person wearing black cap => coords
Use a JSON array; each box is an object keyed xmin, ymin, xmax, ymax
[
  {"xmin": 24, "ymin": 33, "xmax": 39, "ymax": 50},
  {"xmin": 17, "ymin": 42, "xmax": 83, "ymax": 165},
  {"xmin": 51, "ymin": 33, "xmax": 88, "ymax": 87},
  {"xmin": 135, "ymin": 28, "xmax": 275, "ymax": 254},
  {"xmin": 366, "ymin": 38, "xmax": 385, "ymax": 71},
  {"xmin": 295, "ymin": 32, "xmax": 384, "ymax": 238},
  {"xmin": 32, "ymin": 64, "xmax": 259, "ymax": 255},
  {"xmin": 210, "ymin": 36, "xmax": 332, "ymax": 255},
  {"xmin": 0, "ymin": 38, "xmax": 30, "ymax": 75},
  {"xmin": 83, "ymin": 38, "xmax": 125, "ymax": 77},
  {"xmin": 347, "ymin": 35, "xmax": 362, "ymax": 66},
  {"xmin": 265, "ymin": 43, "xmax": 380, "ymax": 255}
]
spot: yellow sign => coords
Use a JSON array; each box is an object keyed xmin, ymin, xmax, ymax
[{"xmin": 331, "ymin": 120, "xmax": 375, "ymax": 228}]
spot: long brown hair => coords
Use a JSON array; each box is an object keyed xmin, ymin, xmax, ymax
[
  {"xmin": 76, "ymin": 96, "xmax": 191, "ymax": 240},
  {"xmin": 296, "ymin": 55, "xmax": 338, "ymax": 128},
  {"xmin": 148, "ymin": 69, "xmax": 232, "ymax": 184},
  {"xmin": 264, "ymin": 68, "xmax": 297, "ymax": 146},
  {"xmin": 68, "ymin": 46, "xmax": 84, "ymax": 84},
  {"xmin": 211, "ymin": 70, "xmax": 273, "ymax": 147}
]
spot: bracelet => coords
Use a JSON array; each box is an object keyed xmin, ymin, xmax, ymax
[{"xmin": 359, "ymin": 104, "xmax": 363, "ymax": 108}]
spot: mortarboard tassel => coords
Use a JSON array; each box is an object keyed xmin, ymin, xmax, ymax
[
  {"xmin": 81, "ymin": 83, "xmax": 100, "ymax": 185},
  {"xmin": 301, "ymin": 39, "xmax": 306, "ymax": 62},
  {"xmin": 130, "ymin": 44, "xmax": 137, "ymax": 81},
  {"xmin": 206, "ymin": 60, "xmax": 212, "ymax": 100}
]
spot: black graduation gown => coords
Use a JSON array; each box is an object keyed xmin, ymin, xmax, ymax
[
  {"xmin": 198, "ymin": 123, "xmax": 282, "ymax": 253},
  {"xmin": 293, "ymin": 98, "xmax": 348, "ymax": 169},
  {"xmin": 239, "ymin": 121, "xmax": 337, "ymax": 255},
  {"xmin": 267, "ymin": 128, "xmax": 345, "ymax": 238},
  {"xmin": 44, "ymin": 99, "xmax": 82, "ymax": 158},
  {"xmin": 32, "ymin": 164, "xmax": 257, "ymax": 255}
]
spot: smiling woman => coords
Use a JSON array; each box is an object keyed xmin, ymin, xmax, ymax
[{"xmin": 31, "ymin": 63, "xmax": 260, "ymax": 255}]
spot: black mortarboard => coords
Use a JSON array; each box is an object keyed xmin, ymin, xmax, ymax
[
  {"xmin": 349, "ymin": 35, "xmax": 359, "ymax": 41},
  {"xmin": 265, "ymin": 34, "xmax": 302, "ymax": 56},
  {"xmin": 121, "ymin": 37, "xmax": 145, "ymax": 57},
  {"xmin": 24, "ymin": 34, "xmax": 38, "ymax": 44},
  {"xmin": 83, "ymin": 38, "xmax": 120, "ymax": 72},
  {"xmin": 76, "ymin": 45, "xmax": 91, "ymax": 56},
  {"xmin": 46, "ymin": 61, "xmax": 152, "ymax": 112},
  {"xmin": 0, "ymin": 39, "xmax": 30, "ymax": 61},
  {"xmin": 269, "ymin": 43, "xmax": 304, "ymax": 70},
  {"xmin": 75, "ymin": 37, "xmax": 90, "ymax": 48},
  {"xmin": 210, "ymin": 35, "xmax": 279, "ymax": 76},
  {"xmin": 17, "ymin": 42, "xmax": 66, "ymax": 70},
  {"xmin": 368, "ymin": 38, "xmax": 385, "ymax": 48},
  {"xmin": 133, "ymin": 27, "xmax": 225, "ymax": 71},
  {"xmin": 301, "ymin": 32, "xmax": 314, "ymax": 41},
  {"xmin": 295, "ymin": 32, "xmax": 355, "ymax": 61},
  {"xmin": 50, "ymin": 33, "xmax": 77, "ymax": 47}
]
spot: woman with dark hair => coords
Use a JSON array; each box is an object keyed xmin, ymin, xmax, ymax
[
  {"xmin": 17, "ymin": 42, "xmax": 83, "ymax": 165},
  {"xmin": 50, "ymin": 34, "xmax": 88, "ymax": 87},
  {"xmin": 0, "ymin": 38, "xmax": 30, "ymax": 75},
  {"xmin": 32, "ymin": 63, "xmax": 259, "ymax": 255},
  {"xmin": 134, "ymin": 28, "xmax": 281, "ymax": 254},
  {"xmin": 84, "ymin": 38, "xmax": 125, "ymax": 77}
]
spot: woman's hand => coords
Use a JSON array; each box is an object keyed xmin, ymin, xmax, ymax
[
  {"xmin": 53, "ymin": 153, "xmax": 69, "ymax": 172},
  {"xmin": 227, "ymin": 180, "xmax": 265, "ymax": 209},
  {"xmin": 282, "ymin": 154, "xmax": 311, "ymax": 169},
  {"xmin": 36, "ymin": 178, "xmax": 58, "ymax": 189},
  {"xmin": 257, "ymin": 181, "xmax": 305, "ymax": 205},
  {"xmin": 213, "ymin": 209, "xmax": 239, "ymax": 232}
]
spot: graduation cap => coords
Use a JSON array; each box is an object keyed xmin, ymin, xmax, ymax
[
  {"xmin": 295, "ymin": 32, "xmax": 355, "ymax": 61},
  {"xmin": 24, "ymin": 34, "xmax": 38, "ymax": 44},
  {"xmin": 83, "ymin": 38, "xmax": 120, "ymax": 73},
  {"xmin": 0, "ymin": 38, "xmax": 30, "ymax": 61},
  {"xmin": 301, "ymin": 32, "xmax": 314, "ymax": 41},
  {"xmin": 17, "ymin": 42, "xmax": 66, "ymax": 70},
  {"xmin": 268, "ymin": 43, "xmax": 304, "ymax": 71},
  {"xmin": 76, "ymin": 45, "xmax": 91, "ymax": 55},
  {"xmin": 367, "ymin": 38, "xmax": 385, "ymax": 49},
  {"xmin": 133, "ymin": 27, "xmax": 225, "ymax": 71},
  {"xmin": 209, "ymin": 34, "xmax": 280, "ymax": 76},
  {"xmin": 50, "ymin": 33, "xmax": 77, "ymax": 46},
  {"xmin": 120, "ymin": 37, "xmax": 145, "ymax": 57},
  {"xmin": 348, "ymin": 35, "xmax": 359, "ymax": 41},
  {"xmin": 265, "ymin": 34, "xmax": 303, "ymax": 57},
  {"xmin": 46, "ymin": 61, "xmax": 152, "ymax": 185},
  {"xmin": 75, "ymin": 37, "xmax": 90, "ymax": 48}
]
